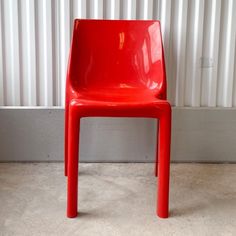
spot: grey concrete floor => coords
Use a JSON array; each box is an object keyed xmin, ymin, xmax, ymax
[{"xmin": 0, "ymin": 163, "xmax": 236, "ymax": 236}]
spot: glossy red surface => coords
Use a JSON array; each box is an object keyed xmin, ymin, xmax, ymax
[{"xmin": 65, "ymin": 19, "xmax": 171, "ymax": 219}]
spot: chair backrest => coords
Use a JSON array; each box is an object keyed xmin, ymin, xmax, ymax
[{"xmin": 67, "ymin": 19, "xmax": 167, "ymax": 99}]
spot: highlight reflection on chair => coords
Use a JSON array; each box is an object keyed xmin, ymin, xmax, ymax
[{"xmin": 65, "ymin": 19, "xmax": 172, "ymax": 218}]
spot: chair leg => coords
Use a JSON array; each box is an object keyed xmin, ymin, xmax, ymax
[
  {"xmin": 67, "ymin": 106, "xmax": 80, "ymax": 218},
  {"xmin": 65, "ymin": 104, "xmax": 69, "ymax": 176},
  {"xmin": 155, "ymin": 160, "xmax": 158, "ymax": 177},
  {"xmin": 154, "ymin": 143, "xmax": 158, "ymax": 177},
  {"xmin": 155, "ymin": 120, "xmax": 159, "ymax": 177},
  {"xmin": 157, "ymin": 110, "xmax": 171, "ymax": 218}
]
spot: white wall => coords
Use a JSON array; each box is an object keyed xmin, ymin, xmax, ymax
[
  {"xmin": 1, "ymin": 108, "xmax": 236, "ymax": 162},
  {"xmin": 0, "ymin": 0, "xmax": 236, "ymax": 107}
]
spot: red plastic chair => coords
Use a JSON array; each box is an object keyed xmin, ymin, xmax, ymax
[{"xmin": 65, "ymin": 19, "xmax": 171, "ymax": 218}]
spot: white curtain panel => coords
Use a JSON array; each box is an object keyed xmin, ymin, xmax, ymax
[{"xmin": 0, "ymin": 0, "xmax": 235, "ymax": 107}]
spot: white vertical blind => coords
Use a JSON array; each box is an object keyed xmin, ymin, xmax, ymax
[
  {"xmin": 217, "ymin": 0, "xmax": 236, "ymax": 107},
  {"xmin": 59, "ymin": 0, "xmax": 70, "ymax": 106},
  {"xmin": 37, "ymin": 0, "xmax": 53, "ymax": 106},
  {"xmin": 2, "ymin": 0, "xmax": 21, "ymax": 105},
  {"xmin": 184, "ymin": 0, "xmax": 205, "ymax": 107},
  {"xmin": 0, "ymin": 0, "xmax": 4, "ymax": 105},
  {"xmin": 20, "ymin": 0, "xmax": 37, "ymax": 106},
  {"xmin": 201, "ymin": 0, "xmax": 221, "ymax": 107},
  {"xmin": 0, "ymin": 0, "xmax": 236, "ymax": 107},
  {"xmin": 170, "ymin": 0, "xmax": 188, "ymax": 106},
  {"xmin": 120, "ymin": 0, "xmax": 135, "ymax": 20}
]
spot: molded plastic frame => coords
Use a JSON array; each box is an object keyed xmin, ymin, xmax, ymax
[{"xmin": 65, "ymin": 19, "xmax": 172, "ymax": 219}]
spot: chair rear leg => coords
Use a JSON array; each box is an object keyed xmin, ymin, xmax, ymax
[
  {"xmin": 157, "ymin": 111, "xmax": 171, "ymax": 218},
  {"xmin": 154, "ymin": 141, "xmax": 158, "ymax": 177},
  {"xmin": 155, "ymin": 160, "xmax": 158, "ymax": 177},
  {"xmin": 67, "ymin": 106, "xmax": 80, "ymax": 218}
]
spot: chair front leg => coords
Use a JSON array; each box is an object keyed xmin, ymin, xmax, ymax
[
  {"xmin": 65, "ymin": 104, "xmax": 69, "ymax": 176},
  {"xmin": 155, "ymin": 120, "xmax": 159, "ymax": 177},
  {"xmin": 67, "ymin": 104, "xmax": 80, "ymax": 218},
  {"xmin": 157, "ymin": 107, "xmax": 171, "ymax": 218}
]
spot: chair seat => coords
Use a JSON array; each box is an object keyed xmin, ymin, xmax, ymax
[
  {"xmin": 69, "ymin": 89, "xmax": 168, "ymax": 118},
  {"xmin": 74, "ymin": 88, "xmax": 161, "ymax": 105}
]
